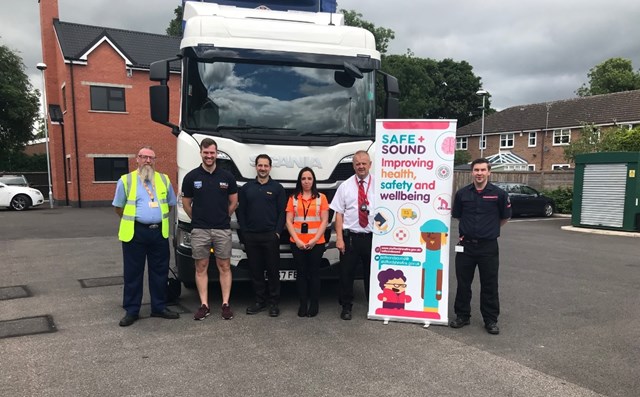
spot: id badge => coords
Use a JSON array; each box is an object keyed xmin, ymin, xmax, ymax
[
  {"xmin": 149, "ymin": 201, "xmax": 159, "ymax": 208},
  {"xmin": 300, "ymin": 223, "xmax": 309, "ymax": 234},
  {"xmin": 454, "ymin": 244, "xmax": 464, "ymax": 253}
]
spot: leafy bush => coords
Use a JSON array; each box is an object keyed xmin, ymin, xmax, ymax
[{"xmin": 542, "ymin": 186, "xmax": 573, "ymax": 214}]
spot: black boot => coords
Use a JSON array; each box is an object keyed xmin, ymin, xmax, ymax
[
  {"xmin": 297, "ymin": 301, "xmax": 308, "ymax": 317},
  {"xmin": 307, "ymin": 300, "xmax": 319, "ymax": 317}
]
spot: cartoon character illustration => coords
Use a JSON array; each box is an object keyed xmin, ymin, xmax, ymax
[
  {"xmin": 419, "ymin": 219, "xmax": 449, "ymax": 314},
  {"xmin": 377, "ymin": 268, "xmax": 412, "ymax": 309}
]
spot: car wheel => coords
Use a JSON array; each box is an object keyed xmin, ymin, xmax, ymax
[
  {"xmin": 543, "ymin": 203, "xmax": 554, "ymax": 217},
  {"xmin": 10, "ymin": 194, "xmax": 31, "ymax": 211}
]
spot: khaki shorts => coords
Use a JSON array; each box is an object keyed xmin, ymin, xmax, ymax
[{"xmin": 191, "ymin": 228, "xmax": 232, "ymax": 260}]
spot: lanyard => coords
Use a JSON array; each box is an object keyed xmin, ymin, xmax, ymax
[
  {"xmin": 355, "ymin": 175, "xmax": 371, "ymax": 204},
  {"xmin": 301, "ymin": 195, "xmax": 312, "ymax": 220},
  {"xmin": 142, "ymin": 179, "xmax": 155, "ymax": 202}
]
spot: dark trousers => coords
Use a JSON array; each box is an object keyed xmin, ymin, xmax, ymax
[
  {"xmin": 122, "ymin": 223, "xmax": 170, "ymax": 315},
  {"xmin": 454, "ymin": 239, "xmax": 500, "ymax": 323},
  {"xmin": 244, "ymin": 231, "xmax": 280, "ymax": 305},
  {"xmin": 291, "ymin": 244, "xmax": 325, "ymax": 304},
  {"xmin": 339, "ymin": 231, "xmax": 372, "ymax": 307}
]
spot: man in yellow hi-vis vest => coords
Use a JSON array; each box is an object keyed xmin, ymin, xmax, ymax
[{"xmin": 112, "ymin": 146, "xmax": 179, "ymax": 327}]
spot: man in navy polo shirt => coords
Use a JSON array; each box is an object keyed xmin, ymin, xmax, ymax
[
  {"xmin": 450, "ymin": 158, "xmax": 511, "ymax": 335},
  {"xmin": 237, "ymin": 154, "xmax": 286, "ymax": 317},
  {"xmin": 182, "ymin": 138, "xmax": 238, "ymax": 321}
]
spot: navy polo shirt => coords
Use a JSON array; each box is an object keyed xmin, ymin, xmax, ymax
[
  {"xmin": 237, "ymin": 177, "xmax": 286, "ymax": 234},
  {"xmin": 182, "ymin": 165, "xmax": 238, "ymax": 229},
  {"xmin": 452, "ymin": 182, "xmax": 511, "ymax": 240}
]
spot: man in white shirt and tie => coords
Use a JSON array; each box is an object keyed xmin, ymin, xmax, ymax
[{"xmin": 330, "ymin": 150, "xmax": 374, "ymax": 320}]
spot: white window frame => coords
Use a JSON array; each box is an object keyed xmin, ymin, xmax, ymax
[
  {"xmin": 527, "ymin": 164, "xmax": 536, "ymax": 171},
  {"xmin": 456, "ymin": 137, "xmax": 468, "ymax": 150},
  {"xmin": 553, "ymin": 129, "xmax": 571, "ymax": 146},
  {"xmin": 500, "ymin": 133, "xmax": 514, "ymax": 149},
  {"xmin": 479, "ymin": 135, "xmax": 486, "ymax": 150},
  {"xmin": 552, "ymin": 164, "xmax": 571, "ymax": 170},
  {"xmin": 528, "ymin": 131, "xmax": 537, "ymax": 147}
]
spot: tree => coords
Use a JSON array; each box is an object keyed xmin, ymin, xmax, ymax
[
  {"xmin": 576, "ymin": 58, "xmax": 640, "ymax": 97},
  {"xmin": 341, "ymin": 9, "xmax": 395, "ymax": 55},
  {"xmin": 454, "ymin": 150, "xmax": 471, "ymax": 166},
  {"xmin": 381, "ymin": 53, "xmax": 487, "ymax": 125},
  {"xmin": 166, "ymin": 6, "xmax": 183, "ymax": 37},
  {"xmin": 564, "ymin": 124, "xmax": 640, "ymax": 162},
  {"xmin": 0, "ymin": 43, "xmax": 40, "ymax": 155}
]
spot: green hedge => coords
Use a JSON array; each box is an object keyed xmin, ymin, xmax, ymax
[{"xmin": 542, "ymin": 186, "xmax": 573, "ymax": 214}]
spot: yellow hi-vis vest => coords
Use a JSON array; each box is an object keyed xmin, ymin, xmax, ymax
[{"xmin": 118, "ymin": 170, "xmax": 171, "ymax": 242}]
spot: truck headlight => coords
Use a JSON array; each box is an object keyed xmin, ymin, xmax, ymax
[{"xmin": 176, "ymin": 227, "xmax": 191, "ymax": 249}]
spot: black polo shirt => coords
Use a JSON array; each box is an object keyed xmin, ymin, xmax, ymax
[
  {"xmin": 182, "ymin": 165, "xmax": 238, "ymax": 229},
  {"xmin": 237, "ymin": 177, "xmax": 286, "ymax": 234},
  {"xmin": 452, "ymin": 182, "xmax": 511, "ymax": 240}
]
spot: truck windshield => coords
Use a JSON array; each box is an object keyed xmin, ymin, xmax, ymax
[{"xmin": 183, "ymin": 60, "xmax": 375, "ymax": 139}]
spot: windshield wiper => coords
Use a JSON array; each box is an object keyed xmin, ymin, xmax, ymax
[
  {"xmin": 215, "ymin": 125, "xmax": 296, "ymax": 132},
  {"xmin": 298, "ymin": 132, "xmax": 366, "ymax": 137}
]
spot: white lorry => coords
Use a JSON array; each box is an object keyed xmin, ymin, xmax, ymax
[{"xmin": 149, "ymin": 0, "xmax": 399, "ymax": 288}]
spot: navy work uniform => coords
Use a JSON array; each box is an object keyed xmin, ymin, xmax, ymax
[{"xmin": 451, "ymin": 182, "xmax": 511, "ymax": 325}]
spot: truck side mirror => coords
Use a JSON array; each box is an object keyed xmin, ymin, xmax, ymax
[{"xmin": 381, "ymin": 72, "xmax": 400, "ymax": 118}]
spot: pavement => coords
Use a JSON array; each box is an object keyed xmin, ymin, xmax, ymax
[{"xmin": 1, "ymin": 207, "xmax": 638, "ymax": 397}]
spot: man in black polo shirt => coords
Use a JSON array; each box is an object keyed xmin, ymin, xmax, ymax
[
  {"xmin": 182, "ymin": 138, "xmax": 238, "ymax": 321},
  {"xmin": 237, "ymin": 154, "xmax": 286, "ymax": 317},
  {"xmin": 450, "ymin": 158, "xmax": 511, "ymax": 335}
]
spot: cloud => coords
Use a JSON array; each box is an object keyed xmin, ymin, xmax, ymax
[{"xmin": 2, "ymin": 0, "xmax": 640, "ymax": 111}]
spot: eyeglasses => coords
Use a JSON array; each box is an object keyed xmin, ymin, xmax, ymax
[
  {"xmin": 384, "ymin": 283, "xmax": 407, "ymax": 288},
  {"xmin": 137, "ymin": 155, "xmax": 156, "ymax": 161}
]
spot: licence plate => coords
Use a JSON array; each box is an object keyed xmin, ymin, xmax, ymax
[{"xmin": 279, "ymin": 270, "xmax": 297, "ymax": 281}]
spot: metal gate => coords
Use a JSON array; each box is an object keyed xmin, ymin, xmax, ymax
[{"xmin": 580, "ymin": 164, "xmax": 627, "ymax": 227}]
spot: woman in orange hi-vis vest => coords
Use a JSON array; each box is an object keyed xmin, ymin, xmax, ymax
[{"xmin": 286, "ymin": 167, "xmax": 329, "ymax": 318}]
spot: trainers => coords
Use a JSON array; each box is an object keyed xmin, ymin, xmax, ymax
[
  {"xmin": 194, "ymin": 304, "xmax": 210, "ymax": 321},
  {"xmin": 221, "ymin": 303, "xmax": 233, "ymax": 320}
]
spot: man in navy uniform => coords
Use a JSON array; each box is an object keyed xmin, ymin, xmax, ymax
[{"xmin": 450, "ymin": 158, "xmax": 511, "ymax": 335}]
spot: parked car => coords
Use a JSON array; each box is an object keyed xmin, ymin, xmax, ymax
[
  {"xmin": 0, "ymin": 182, "xmax": 45, "ymax": 211},
  {"xmin": 493, "ymin": 182, "xmax": 555, "ymax": 217},
  {"xmin": 0, "ymin": 174, "xmax": 29, "ymax": 187}
]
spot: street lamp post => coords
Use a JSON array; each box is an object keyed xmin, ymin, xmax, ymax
[
  {"xmin": 476, "ymin": 89, "xmax": 488, "ymax": 158},
  {"xmin": 36, "ymin": 62, "xmax": 53, "ymax": 208}
]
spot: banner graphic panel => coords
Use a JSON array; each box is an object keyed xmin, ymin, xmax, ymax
[{"xmin": 368, "ymin": 119, "xmax": 457, "ymax": 326}]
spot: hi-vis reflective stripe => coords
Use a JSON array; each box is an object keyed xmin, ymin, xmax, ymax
[
  {"xmin": 294, "ymin": 226, "xmax": 319, "ymax": 234},
  {"xmin": 122, "ymin": 215, "xmax": 136, "ymax": 221},
  {"xmin": 292, "ymin": 196, "xmax": 322, "ymax": 222}
]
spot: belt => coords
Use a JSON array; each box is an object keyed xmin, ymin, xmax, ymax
[
  {"xmin": 135, "ymin": 221, "xmax": 161, "ymax": 229},
  {"xmin": 344, "ymin": 229, "xmax": 372, "ymax": 238},
  {"xmin": 463, "ymin": 237, "xmax": 496, "ymax": 244}
]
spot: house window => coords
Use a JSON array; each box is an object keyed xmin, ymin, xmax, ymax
[
  {"xmin": 552, "ymin": 164, "xmax": 570, "ymax": 170},
  {"xmin": 61, "ymin": 84, "xmax": 67, "ymax": 112},
  {"xmin": 94, "ymin": 157, "xmax": 128, "ymax": 182},
  {"xmin": 479, "ymin": 135, "xmax": 486, "ymax": 150},
  {"xmin": 500, "ymin": 133, "xmax": 514, "ymax": 148},
  {"xmin": 528, "ymin": 132, "xmax": 537, "ymax": 147},
  {"xmin": 527, "ymin": 164, "xmax": 536, "ymax": 171},
  {"xmin": 90, "ymin": 86, "xmax": 126, "ymax": 112},
  {"xmin": 553, "ymin": 129, "xmax": 571, "ymax": 145},
  {"xmin": 456, "ymin": 137, "xmax": 468, "ymax": 150}
]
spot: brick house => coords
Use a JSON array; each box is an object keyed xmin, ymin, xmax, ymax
[
  {"xmin": 39, "ymin": 0, "xmax": 180, "ymax": 206},
  {"xmin": 456, "ymin": 90, "xmax": 640, "ymax": 171}
]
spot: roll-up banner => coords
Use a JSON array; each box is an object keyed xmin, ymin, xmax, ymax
[{"xmin": 368, "ymin": 120, "xmax": 457, "ymax": 326}]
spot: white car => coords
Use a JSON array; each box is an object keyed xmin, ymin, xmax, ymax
[{"xmin": 0, "ymin": 182, "xmax": 45, "ymax": 211}]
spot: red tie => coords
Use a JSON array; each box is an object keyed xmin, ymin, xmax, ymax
[{"xmin": 358, "ymin": 180, "xmax": 368, "ymax": 228}]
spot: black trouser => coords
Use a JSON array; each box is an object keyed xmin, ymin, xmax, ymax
[
  {"xmin": 339, "ymin": 231, "xmax": 372, "ymax": 307},
  {"xmin": 454, "ymin": 239, "xmax": 500, "ymax": 323},
  {"xmin": 122, "ymin": 223, "xmax": 170, "ymax": 315},
  {"xmin": 243, "ymin": 231, "xmax": 280, "ymax": 305},
  {"xmin": 290, "ymin": 243, "xmax": 325, "ymax": 304}
]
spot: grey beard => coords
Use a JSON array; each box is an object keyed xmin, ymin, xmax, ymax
[{"xmin": 139, "ymin": 165, "xmax": 155, "ymax": 182}]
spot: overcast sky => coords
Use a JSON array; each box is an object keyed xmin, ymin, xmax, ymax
[{"xmin": 2, "ymin": 0, "xmax": 640, "ymax": 110}]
